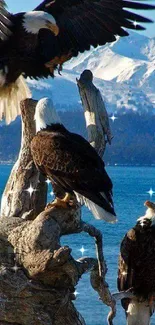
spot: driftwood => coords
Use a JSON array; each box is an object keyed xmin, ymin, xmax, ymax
[
  {"xmin": 0, "ymin": 207, "xmax": 97, "ymax": 325},
  {"xmin": 0, "ymin": 71, "xmax": 115, "ymax": 325},
  {"xmin": 1, "ymin": 99, "xmax": 47, "ymax": 220},
  {"xmin": 77, "ymin": 70, "xmax": 112, "ymax": 157},
  {"xmin": 77, "ymin": 70, "xmax": 116, "ymax": 324}
]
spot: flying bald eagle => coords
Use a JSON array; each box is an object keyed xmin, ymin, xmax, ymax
[
  {"xmin": 0, "ymin": 0, "xmax": 155, "ymax": 123},
  {"xmin": 118, "ymin": 200, "xmax": 155, "ymax": 325},
  {"xmin": 31, "ymin": 97, "xmax": 116, "ymax": 222}
]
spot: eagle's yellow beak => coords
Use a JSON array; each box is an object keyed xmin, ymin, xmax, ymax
[{"xmin": 46, "ymin": 22, "xmax": 59, "ymax": 36}]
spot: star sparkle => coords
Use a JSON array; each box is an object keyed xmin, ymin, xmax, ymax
[
  {"xmin": 147, "ymin": 188, "xmax": 155, "ymax": 198},
  {"xmin": 46, "ymin": 179, "xmax": 51, "ymax": 185},
  {"xmin": 74, "ymin": 290, "xmax": 80, "ymax": 297},
  {"xmin": 133, "ymin": 21, "xmax": 137, "ymax": 28},
  {"xmin": 25, "ymin": 184, "xmax": 37, "ymax": 197},
  {"xmin": 10, "ymin": 264, "xmax": 21, "ymax": 273},
  {"xmin": 50, "ymin": 191, "xmax": 54, "ymax": 197},
  {"xmin": 110, "ymin": 114, "xmax": 118, "ymax": 122},
  {"xmin": 122, "ymin": 271, "xmax": 127, "ymax": 276},
  {"xmin": 79, "ymin": 246, "xmax": 88, "ymax": 256},
  {"xmin": 140, "ymin": 220, "xmax": 145, "ymax": 228}
]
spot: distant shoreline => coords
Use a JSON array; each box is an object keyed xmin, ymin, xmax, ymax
[{"xmin": 0, "ymin": 162, "xmax": 155, "ymax": 168}]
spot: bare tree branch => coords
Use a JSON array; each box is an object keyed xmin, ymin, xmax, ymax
[
  {"xmin": 77, "ymin": 71, "xmax": 115, "ymax": 324},
  {"xmin": 77, "ymin": 70, "xmax": 112, "ymax": 156}
]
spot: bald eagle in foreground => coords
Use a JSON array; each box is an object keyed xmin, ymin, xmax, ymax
[
  {"xmin": 0, "ymin": 1, "xmax": 155, "ymax": 123},
  {"xmin": 118, "ymin": 200, "xmax": 155, "ymax": 325},
  {"xmin": 31, "ymin": 98, "xmax": 116, "ymax": 222}
]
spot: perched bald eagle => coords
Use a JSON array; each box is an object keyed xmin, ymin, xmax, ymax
[
  {"xmin": 118, "ymin": 200, "xmax": 155, "ymax": 325},
  {"xmin": 0, "ymin": 0, "xmax": 155, "ymax": 123},
  {"xmin": 31, "ymin": 98, "xmax": 116, "ymax": 222}
]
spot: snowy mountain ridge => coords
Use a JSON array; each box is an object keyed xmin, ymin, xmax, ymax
[{"xmin": 28, "ymin": 31, "xmax": 155, "ymax": 114}]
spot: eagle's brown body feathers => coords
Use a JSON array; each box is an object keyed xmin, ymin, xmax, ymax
[
  {"xmin": 31, "ymin": 123, "xmax": 116, "ymax": 218},
  {"xmin": 118, "ymin": 218, "xmax": 155, "ymax": 313}
]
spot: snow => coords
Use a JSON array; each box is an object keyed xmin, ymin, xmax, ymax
[{"xmin": 28, "ymin": 31, "xmax": 155, "ymax": 114}]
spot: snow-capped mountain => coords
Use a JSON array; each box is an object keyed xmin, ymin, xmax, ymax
[{"xmin": 28, "ymin": 31, "xmax": 155, "ymax": 114}]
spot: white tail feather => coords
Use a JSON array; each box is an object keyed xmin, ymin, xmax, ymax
[
  {"xmin": 127, "ymin": 300, "xmax": 151, "ymax": 325},
  {"xmin": 74, "ymin": 191, "xmax": 117, "ymax": 223},
  {"xmin": 0, "ymin": 76, "xmax": 31, "ymax": 124}
]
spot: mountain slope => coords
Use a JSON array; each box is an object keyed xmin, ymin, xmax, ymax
[
  {"xmin": 27, "ymin": 31, "xmax": 155, "ymax": 114},
  {"xmin": 65, "ymin": 31, "xmax": 155, "ymax": 87}
]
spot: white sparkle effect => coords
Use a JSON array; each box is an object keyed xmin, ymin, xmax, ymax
[
  {"xmin": 133, "ymin": 21, "xmax": 137, "ymax": 28},
  {"xmin": 147, "ymin": 188, "xmax": 155, "ymax": 198},
  {"xmin": 25, "ymin": 184, "xmax": 37, "ymax": 197},
  {"xmin": 140, "ymin": 220, "xmax": 145, "ymax": 228},
  {"xmin": 110, "ymin": 114, "xmax": 118, "ymax": 122},
  {"xmin": 79, "ymin": 246, "xmax": 88, "ymax": 256},
  {"xmin": 74, "ymin": 290, "xmax": 80, "ymax": 297},
  {"xmin": 122, "ymin": 271, "xmax": 127, "ymax": 276},
  {"xmin": 46, "ymin": 179, "xmax": 51, "ymax": 185},
  {"xmin": 11, "ymin": 264, "xmax": 21, "ymax": 273},
  {"xmin": 50, "ymin": 191, "xmax": 54, "ymax": 197}
]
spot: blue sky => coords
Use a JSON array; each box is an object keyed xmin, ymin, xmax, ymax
[{"xmin": 6, "ymin": 0, "xmax": 155, "ymax": 37}]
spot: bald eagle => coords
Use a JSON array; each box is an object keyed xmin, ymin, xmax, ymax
[
  {"xmin": 31, "ymin": 98, "xmax": 116, "ymax": 222},
  {"xmin": 0, "ymin": 0, "xmax": 155, "ymax": 123},
  {"xmin": 118, "ymin": 200, "xmax": 155, "ymax": 325}
]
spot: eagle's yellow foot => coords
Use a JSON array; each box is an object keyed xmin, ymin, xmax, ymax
[
  {"xmin": 45, "ymin": 52, "xmax": 72, "ymax": 75},
  {"xmin": 46, "ymin": 193, "xmax": 72, "ymax": 209},
  {"xmin": 62, "ymin": 193, "xmax": 76, "ymax": 207},
  {"xmin": 62, "ymin": 193, "xmax": 72, "ymax": 203}
]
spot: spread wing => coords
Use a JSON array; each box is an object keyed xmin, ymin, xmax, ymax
[
  {"xmin": 0, "ymin": 0, "xmax": 12, "ymax": 41},
  {"xmin": 31, "ymin": 130, "xmax": 114, "ymax": 213},
  {"xmin": 35, "ymin": 0, "xmax": 155, "ymax": 63}
]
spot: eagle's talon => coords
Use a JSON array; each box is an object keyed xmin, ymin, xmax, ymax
[
  {"xmin": 45, "ymin": 193, "xmax": 73, "ymax": 210},
  {"xmin": 45, "ymin": 202, "xmax": 54, "ymax": 210},
  {"xmin": 45, "ymin": 199, "xmax": 68, "ymax": 209}
]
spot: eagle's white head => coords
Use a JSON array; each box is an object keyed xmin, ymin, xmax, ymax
[
  {"xmin": 23, "ymin": 11, "xmax": 59, "ymax": 36},
  {"xmin": 34, "ymin": 97, "xmax": 61, "ymax": 132},
  {"xmin": 137, "ymin": 201, "xmax": 155, "ymax": 227}
]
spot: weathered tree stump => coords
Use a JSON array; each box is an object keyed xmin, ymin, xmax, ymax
[
  {"xmin": 77, "ymin": 70, "xmax": 112, "ymax": 157},
  {"xmin": 1, "ymin": 99, "xmax": 47, "ymax": 220},
  {"xmin": 0, "ymin": 71, "xmax": 116, "ymax": 325}
]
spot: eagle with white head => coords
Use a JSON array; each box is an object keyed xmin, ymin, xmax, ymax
[
  {"xmin": 31, "ymin": 97, "xmax": 116, "ymax": 222},
  {"xmin": 0, "ymin": 0, "xmax": 154, "ymax": 123},
  {"xmin": 118, "ymin": 200, "xmax": 155, "ymax": 325}
]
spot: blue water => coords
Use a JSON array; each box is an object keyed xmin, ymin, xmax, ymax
[{"xmin": 0, "ymin": 165, "xmax": 155, "ymax": 324}]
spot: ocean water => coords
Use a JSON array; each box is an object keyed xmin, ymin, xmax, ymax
[{"xmin": 0, "ymin": 165, "xmax": 155, "ymax": 324}]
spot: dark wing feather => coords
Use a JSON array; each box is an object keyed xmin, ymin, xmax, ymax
[
  {"xmin": 118, "ymin": 229, "xmax": 137, "ymax": 292},
  {"xmin": 118, "ymin": 226, "xmax": 155, "ymax": 306},
  {"xmin": 118, "ymin": 228, "xmax": 137, "ymax": 311},
  {"xmin": 31, "ymin": 129, "xmax": 114, "ymax": 214},
  {"xmin": 35, "ymin": 0, "xmax": 155, "ymax": 62},
  {"xmin": 0, "ymin": 1, "xmax": 12, "ymax": 41}
]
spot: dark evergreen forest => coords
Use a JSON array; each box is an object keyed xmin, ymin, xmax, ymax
[{"xmin": 0, "ymin": 109, "xmax": 155, "ymax": 165}]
